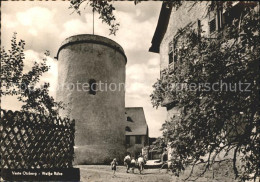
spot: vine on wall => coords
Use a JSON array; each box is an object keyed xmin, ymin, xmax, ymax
[{"xmin": 151, "ymin": 2, "xmax": 259, "ymax": 181}]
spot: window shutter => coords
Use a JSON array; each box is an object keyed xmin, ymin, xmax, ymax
[
  {"xmin": 168, "ymin": 40, "xmax": 174, "ymax": 65},
  {"xmin": 197, "ymin": 19, "xmax": 201, "ymax": 41},
  {"xmin": 169, "ymin": 40, "xmax": 173, "ymax": 53},
  {"xmin": 197, "ymin": 19, "xmax": 201, "ymax": 35}
]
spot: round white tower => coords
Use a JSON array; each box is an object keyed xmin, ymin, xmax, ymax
[{"xmin": 56, "ymin": 34, "xmax": 127, "ymax": 164}]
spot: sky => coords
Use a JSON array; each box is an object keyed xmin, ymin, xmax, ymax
[{"xmin": 1, "ymin": 1, "xmax": 167, "ymax": 137}]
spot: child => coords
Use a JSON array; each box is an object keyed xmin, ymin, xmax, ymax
[
  {"xmin": 130, "ymin": 157, "xmax": 136, "ymax": 173},
  {"xmin": 111, "ymin": 158, "xmax": 118, "ymax": 176}
]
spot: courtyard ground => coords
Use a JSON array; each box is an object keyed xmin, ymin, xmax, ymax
[
  {"xmin": 76, "ymin": 165, "xmax": 239, "ymax": 182},
  {"xmin": 76, "ymin": 165, "xmax": 174, "ymax": 182}
]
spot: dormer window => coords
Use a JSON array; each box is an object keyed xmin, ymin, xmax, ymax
[
  {"xmin": 125, "ymin": 126, "xmax": 131, "ymax": 132},
  {"xmin": 127, "ymin": 116, "xmax": 133, "ymax": 122}
]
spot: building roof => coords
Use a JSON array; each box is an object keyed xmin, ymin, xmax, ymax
[
  {"xmin": 149, "ymin": 2, "xmax": 173, "ymax": 53},
  {"xmin": 125, "ymin": 107, "xmax": 148, "ymax": 136}
]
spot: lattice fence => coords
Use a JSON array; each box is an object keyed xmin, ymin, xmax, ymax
[{"xmin": 0, "ymin": 110, "xmax": 75, "ymax": 169}]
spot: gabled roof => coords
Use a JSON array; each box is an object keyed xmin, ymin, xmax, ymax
[
  {"xmin": 125, "ymin": 107, "xmax": 148, "ymax": 136},
  {"xmin": 149, "ymin": 2, "xmax": 173, "ymax": 53}
]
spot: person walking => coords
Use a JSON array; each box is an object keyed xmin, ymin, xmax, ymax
[
  {"xmin": 111, "ymin": 158, "xmax": 118, "ymax": 177},
  {"xmin": 160, "ymin": 148, "xmax": 168, "ymax": 173},
  {"xmin": 130, "ymin": 157, "xmax": 136, "ymax": 173},
  {"xmin": 124, "ymin": 154, "xmax": 131, "ymax": 173},
  {"xmin": 137, "ymin": 153, "xmax": 145, "ymax": 174}
]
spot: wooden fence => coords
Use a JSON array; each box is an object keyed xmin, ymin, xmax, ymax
[{"xmin": 0, "ymin": 110, "xmax": 75, "ymax": 169}]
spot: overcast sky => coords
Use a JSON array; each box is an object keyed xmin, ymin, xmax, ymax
[{"xmin": 1, "ymin": 1, "xmax": 167, "ymax": 137}]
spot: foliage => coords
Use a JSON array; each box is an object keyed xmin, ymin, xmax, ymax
[
  {"xmin": 69, "ymin": 0, "xmax": 184, "ymax": 35},
  {"xmin": 70, "ymin": 0, "xmax": 119, "ymax": 35},
  {"xmin": 151, "ymin": 2, "xmax": 259, "ymax": 181},
  {"xmin": 1, "ymin": 33, "xmax": 64, "ymax": 117}
]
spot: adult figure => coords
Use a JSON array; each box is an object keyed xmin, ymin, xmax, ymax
[
  {"xmin": 137, "ymin": 153, "xmax": 145, "ymax": 174},
  {"xmin": 160, "ymin": 148, "xmax": 168, "ymax": 173},
  {"xmin": 124, "ymin": 153, "xmax": 131, "ymax": 173}
]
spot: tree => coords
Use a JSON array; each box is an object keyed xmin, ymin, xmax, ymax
[
  {"xmin": 69, "ymin": 1, "xmax": 259, "ymax": 180},
  {"xmin": 69, "ymin": 0, "xmax": 182, "ymax": 35},
  {"xmin": 151, "ymin": 2, "xmax": 259, "ymax": 181},
  {"xmin": 69, "ymin": 0, "xmax": 120, "ymax": 35},
  {"xmin": 0, "ymin": 33, "xmax": 64, "ymax": 117}
]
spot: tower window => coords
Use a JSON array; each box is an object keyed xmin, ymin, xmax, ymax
[{"xmin": 89, "ymin": 79, "xmax": 96, "ymax": 95}]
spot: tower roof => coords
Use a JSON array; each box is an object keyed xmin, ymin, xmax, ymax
[{"xmin": 56, "ymin": 34, "xmax": 127, "ymax": 63}]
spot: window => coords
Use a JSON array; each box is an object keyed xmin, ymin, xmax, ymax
[
  {"xmin": 209, "ymin": 8, "xmax": 223, "ymax": 34},
  {"xmin": 126, "ymin": 136, "xmax": 130, "ymax": 145},
  {"xmin": 89, "ymin": 79, "xmax": 96, "ymax": 95},
  {"xmin": 127, "ymin": 116, "xmax": 133, "ymax": 122},
  {"xmin": 173, "ymin": 41, "xmax": 178, "ymax": 65},
  {"xmin": 197, "ymin": 19, "xmax": 201, "ymax": 37},
  {"xmin": 168, "ymin": 23, "xmax": 192, "ymax": 70},
  {"xmin": 169, "ymin": 51, "xmax": 173, "ymax": 64},
  {"xmin": 209, "ymin": 18, "xmax": 216, "ymax": 33},
  {"xmin": 168, "ymin": 41, "xmax": 174, "ymax": 65},
  {"xmin": 125, "ymin": 126, "xmax": 131, "ymax": 132},
  {"xmin": 223, "ymin": 3, "xmax": 244, "ymax": 27},
  {"xmin": 135, "ymin": 136, "xmax": 142, "ymax": 144},
  {"xmin": 168, "ymin": 40, "xmax": 178, "ymax": 69},
  {"xmin": 209, "ymin": 2, "xmax": 250, "ymax": 35}
]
